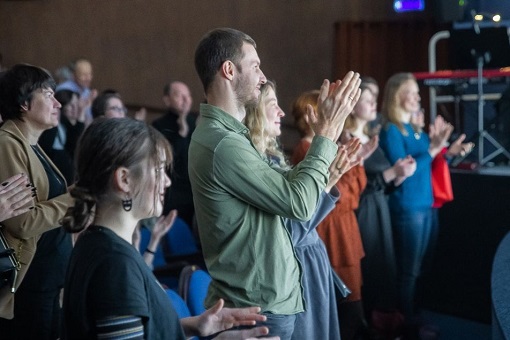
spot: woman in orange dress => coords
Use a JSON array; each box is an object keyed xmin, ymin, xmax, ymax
[{"xmin": 291, "ymin": 90, "xmax": 373, "ymax": 340}]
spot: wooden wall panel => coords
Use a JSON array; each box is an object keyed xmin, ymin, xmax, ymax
[
  {"xmin": 333, "ymin": 20, "xmax": 449, "ymax": 115},
  {"xmin": 0, "ymin": 0, "xmax": 435, "ymax": 151}
]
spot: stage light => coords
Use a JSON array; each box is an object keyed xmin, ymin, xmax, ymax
[
  {"xmin": 393, "ymin": 0, "xmax": 424, "ymax": 13},
  {"xmin": 472, "ymin": 10, "xmax": 502, "ymax": 23}
]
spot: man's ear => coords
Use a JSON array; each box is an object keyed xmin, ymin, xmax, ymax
[
  {"xmin": 112, "ymin": 167, "xmax": 131, "ymax": 194},
  {"xmin": 20, "ymin": 103, "xmax": 29, "ymax": 112},
  {"xmin": 221, "ymin": 60, "xmax": 235, "ymax": 81}
]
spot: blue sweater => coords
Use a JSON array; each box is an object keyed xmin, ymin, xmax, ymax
[{"xmin": 379, "ymin": 122, "xmax": 433, "ymax": 212}]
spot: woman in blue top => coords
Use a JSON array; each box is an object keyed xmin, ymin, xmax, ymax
[{"xmin": 378, "ymin": 73, "xmax": 450, "ymax": 324}]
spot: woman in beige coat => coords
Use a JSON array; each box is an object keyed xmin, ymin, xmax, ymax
[{"xmin": 0, "ymin": 64, "xmax": 73, "ymax": 339}]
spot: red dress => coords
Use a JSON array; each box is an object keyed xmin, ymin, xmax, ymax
[{"xmin": 292, "ymin": 139, "xmax": 367, "ymax": 301}]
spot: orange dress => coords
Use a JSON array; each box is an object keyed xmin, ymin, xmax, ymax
[{"xmin": 292, "ymin": 139, "xmax": 367, "ymax": 301}]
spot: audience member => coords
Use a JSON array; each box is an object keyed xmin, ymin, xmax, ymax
[
  {"xmin": 245, "ymin": 80, "xmax": 361, "ymax": 340},
  {"xmin": 0, "ymin": 173, "xmax": 35, "ymax": 222},
  {"xmin": 360, "ymin": 76, "xmax": 382, "ymax": 132},
  {"xmin": 152, "ymin": 81, "xmax": 197, "ymax": 227},
  {"xmin": 409, "ymin": 109, "xmax": 473, "ymax": 277},
  {"xmin": 91, "ymin": 91, "xmax": 127, "ymax": 119},
  {"xmin": 0, "ymin": 64, "xmax": 74, "ymax": 339},
  {"xmin": 291, "ymin": 89, "xmax": 376, "ymax": 340},
  {"xmin": 56, "ymin": 58, "xmax": 97, "ymax": 126},
  {"xmin": 190, "ymin": 27, "xmax": 360, "ymax": 339},
  {"xmin": 61, "ymin": 117, "xmax": 274, "ymax": 340},
  {"xmin": 348, "ymin": 80, "xmax": 416, "ymax": 337},
  {"xmin": 39, "ymin": 89, "xmax": 85, "ymax": 183},
  {"xmin": 378, "ymin": 73, "xmax": 451, "ymax": 336}
]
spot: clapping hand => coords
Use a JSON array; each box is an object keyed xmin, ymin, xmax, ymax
[
  {"xmin": 446, "ymin": 133, "xmax": 474, "ymax": 158},
  {"xmin": 305, "ymin": 72, "xmax": 361, "ymax": 142},
  {"xmin": 429, "ymin": 116, "xmax": 453, "ymax": 157},
  {"xmin": 394, "ymin": 155, "xmax": 417, "ymax": 178},
  {"xmin": 152, "ymin": 209, "xmax": 177, "ymax": 240},
  {"xmin": 0, "ymin": 173, "xmax": 34, "ymax": 222},
  {"xmin": 324, "ymin": 137, "xmax": 364, "ymax": 193}
]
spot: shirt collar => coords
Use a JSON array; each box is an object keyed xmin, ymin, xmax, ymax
[{"xmin": 200, "ymin": 103, "xmax": 249, "ymax": 135}]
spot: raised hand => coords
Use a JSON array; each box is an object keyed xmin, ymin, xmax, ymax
[
  {"xmin": 446, "ymin": 133, "xmax": 474, "ymax": 158},
  {"xmin": 429, "ymin": 115, "xmax": 453, "ymax": 157},
  {"xmin": 357, "ymin": 135, "xmax": 379, "ymax": 162},
  {"xmin": 305, "ymin": 71, "xmax": 361, "ymax": 142},
  {"xmin": 0, "ymin": 173, "xmax": 34, "ymax": 222},
  {"xmin": 152, "ymin": 209, "xmax": 177, "ymax": 240},
  {"xmin": 326, "ymin": 146, "xmax": 349, "ymax": 193}
]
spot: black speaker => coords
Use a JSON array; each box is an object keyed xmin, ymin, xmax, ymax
[{"xmin": 434, "ymin": 0, "xmax": 466, "ymax": 23}]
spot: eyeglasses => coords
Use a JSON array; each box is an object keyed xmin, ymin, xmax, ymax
[{"xmin": 106, "ymin": 106, "xmax": 127, "ymax": 114}]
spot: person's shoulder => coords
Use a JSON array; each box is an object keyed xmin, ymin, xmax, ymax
[{"xmin": 0, "ymin": 124, "xmax": 26, "ymax": 152}]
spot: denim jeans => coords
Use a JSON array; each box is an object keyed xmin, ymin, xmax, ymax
[
  {"xmin": 224, "ymin": 312, "xmax": 297, "ymax": 340},
  {"xmin": 391, "ymin": 207, "xmax": 432, "ymax": 318},
  {"xmin": 259, "ymin": 312, "xmax": 297, "ymax": 340}
]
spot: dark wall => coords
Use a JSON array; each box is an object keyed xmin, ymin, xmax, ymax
[{"xmin": 0, "ymin": 0, "xmax": 433, "ymax": 151}]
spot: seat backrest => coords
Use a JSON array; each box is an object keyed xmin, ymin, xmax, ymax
[
  {"xmin": 178, "ymin": 264, "xmax": 198, "ymax": 301},
  {"xmin": 165, "ymin": 288, "xmax": 191, "ymax": 319},
  {"xmin": 187, "ymin": 269, "xmax": 212, "ymax": 316},
  {"xmin": 166, "ymin": 217, "xmax": 199, "ymax": 256}
]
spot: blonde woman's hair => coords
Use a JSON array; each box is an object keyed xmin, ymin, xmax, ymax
[
  {"xmin": 381, "ymin": 72, "xmax": 416, "ymax": 134},
  {"xmin": 291, "ymin": 90, "xmax": 319, "ymax": 138},
  {"xmin": 245, "ymin": 80, "xmax": 289, "ymax": 168}
]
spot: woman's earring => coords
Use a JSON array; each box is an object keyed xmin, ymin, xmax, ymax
[{"xmin": 122, "ymin": 194, "xmax": 132, "ymax": 212}]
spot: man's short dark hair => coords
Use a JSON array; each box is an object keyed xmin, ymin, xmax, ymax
[
  {"xmin": 0, "ymin": 64, "xmax": 55, "ymax": 121},
  {"xmin": 194, "ymin": 28, "xmax": 256, "ymax": 93}
]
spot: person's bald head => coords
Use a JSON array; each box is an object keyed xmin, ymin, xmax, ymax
[
  {"xmin": 73, "ymin": 59, "xmax": 93, "ymax": 89},
  {"xmin": 163, "ymin": 81, "xmax": 192, "ymax": 116}
]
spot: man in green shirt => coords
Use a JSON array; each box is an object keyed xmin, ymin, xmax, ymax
[{"xmin": 190, "ymin": 27, "xmax": 361, "ymax": 339}]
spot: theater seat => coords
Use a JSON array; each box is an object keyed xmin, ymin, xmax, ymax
[
  {"xmin": 165, "ymin": 288, "xmax": 191, "ymax": 319},
  {"xmin": 178, "ymin": 265, "xmax": 212, "ymax": 316}
]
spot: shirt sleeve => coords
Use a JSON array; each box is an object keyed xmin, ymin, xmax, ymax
[
  {"xmin": 214, "ymin": 135, "xmax": 337, "ymax": 221},
  {"xmin": 285, "ymin": 190, "xmax": 339, "ymax": 245}
]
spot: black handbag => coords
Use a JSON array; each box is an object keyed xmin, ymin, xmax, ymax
[{"xmin": 0, "ymin": 226, "xmax": 20, "ymax": 293}]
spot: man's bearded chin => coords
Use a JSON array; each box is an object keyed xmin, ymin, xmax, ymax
[{"xmin": 245, "ymin": 99, "xmax": 258, "ymax": 111}]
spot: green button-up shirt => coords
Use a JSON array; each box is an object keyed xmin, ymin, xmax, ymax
[{"xmin": 189, "ymin": 104, "xmax": 337, "ymax": 314}]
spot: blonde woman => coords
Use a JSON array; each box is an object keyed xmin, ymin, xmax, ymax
[
  {"xmin": 379, "ymin": 73, "xmax": 451, "ymax": 334},
  {"xmin": 245, "ymin": 81, "xmax": 360, "ymax": 340}
]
